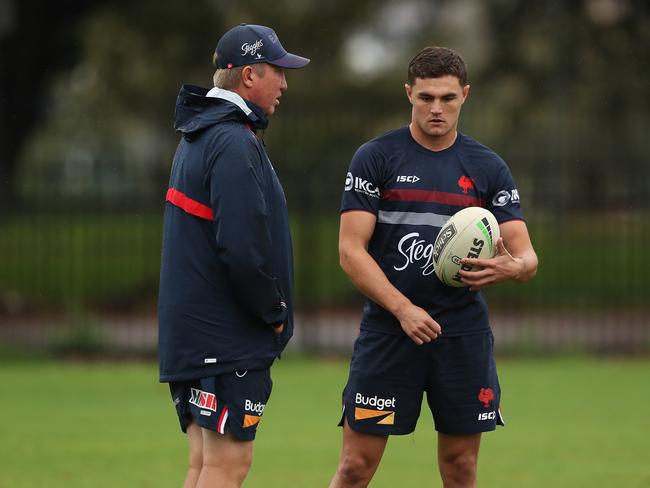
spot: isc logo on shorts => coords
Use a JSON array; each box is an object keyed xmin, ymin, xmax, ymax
[{"xmin": 478, "ymin": 411, "xmax": 496, "ymax": 421}]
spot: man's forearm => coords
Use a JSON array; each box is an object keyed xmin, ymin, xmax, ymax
[{"xmin": 340, "ymin": 247, "xmax": 411, "ymax": 317}]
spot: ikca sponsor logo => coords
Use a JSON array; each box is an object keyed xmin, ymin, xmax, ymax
[
  {"xmin": 245, "ymin": 399, "xmax": 265, "ymax": 415},
  {"xmin": 355, "ymin": 393, "xmax": 396, "ymax": 410},
  {"xmin": 492, "ymin": 189, "xmax": 520, "ymax": 207},
  {"xmin": 344, "ymin": 172, "xmax": 380, "ymax": 198},
  {"xmin": 395, "ymin": 232, "xmax": 435, "ymax": 276}
]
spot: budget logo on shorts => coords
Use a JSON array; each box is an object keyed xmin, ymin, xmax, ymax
[
  {"xmin": 189, "ymin": 388, "xmax": 217, "ymax": 412},
  {"xmin": 242, "ymin": 399, "xmax": 265, "ymax": 428},
  {"xmin": 354, "ymin": 393, "xmax": 396, "ymax": 425}
]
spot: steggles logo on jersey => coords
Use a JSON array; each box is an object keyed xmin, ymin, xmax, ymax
[
  {"xmin": 354, "ymin": 393, "xmax": 396, "ymax": 425},
  {"xmin": 189, "ymin": 388, "xmax": 217, "ymax": 412},
  {"xmin": 395, "ymin": 232, "xmax": 435, "ymax": 276},
  {"xmin": 344, "ymin": 173, "xmax": 380, "ymax": 198},
  {"xmin": 492, "ymin": 189, "xmax": 520, "ymax": 207}
]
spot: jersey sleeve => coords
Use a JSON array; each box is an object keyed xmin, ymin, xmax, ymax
[
  {"xmin": 486, "ymin": 158, "xmax": 525, "ymax": 223},
  {"xmin": 339, "ymin": 142, "xmax": 384, "ymax": 215}
]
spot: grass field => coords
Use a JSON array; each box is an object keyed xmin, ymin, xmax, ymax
[{"xmin": 1, "ymin": 355, "xmax": 649, "ymax": 487}]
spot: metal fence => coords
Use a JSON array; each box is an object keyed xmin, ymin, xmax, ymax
[{"xmin": 1, "ymin": 109, "xmax": 649, "ymax": 355}]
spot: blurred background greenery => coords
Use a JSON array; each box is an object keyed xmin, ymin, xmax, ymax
[
  {"xmin": 0, "ymin": 0, "xmax": 649, "ymax": 355},
  {"xmin": 2, "ymin": 2, "xmax": 649, "ymax": 487}
]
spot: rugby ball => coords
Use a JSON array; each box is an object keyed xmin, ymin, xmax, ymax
[{"xmin": 433, "ymin": 207, "xmax": 500, "ymax": 287}]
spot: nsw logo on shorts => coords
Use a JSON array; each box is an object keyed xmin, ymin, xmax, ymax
[
  {"xmin": 189, "ymin": 388, "xmax": 217, "ymax": 412},
  {"xmin": 354, "ymin": 393, "xmax": 396, "ymax": 425}
]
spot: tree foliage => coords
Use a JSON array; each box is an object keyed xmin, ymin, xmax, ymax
[{"xmin": 4, "ymin": 0, "xmax": 649, "ymax": 212}]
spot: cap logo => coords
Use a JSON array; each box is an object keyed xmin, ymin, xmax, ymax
[
  {"xmin": 242, "ymin": 39, "xmax": 264, "ymax": 58},
  {"xmin": 268, "ymin": 33, "xmax": 278, "ymax": 44}
]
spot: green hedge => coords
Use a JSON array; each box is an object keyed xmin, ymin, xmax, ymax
[{"xmin": 0, "ymin": 212, "xmax": 646, "ymax": 312}]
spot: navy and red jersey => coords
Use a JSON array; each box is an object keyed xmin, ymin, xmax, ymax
[
  {"xmin": 340, "ymin": 127, "xmax": 523, "ymax": 337},
  {"xmin": 158, "ymin": 85, "xmax": 293, "ymax": 382}
]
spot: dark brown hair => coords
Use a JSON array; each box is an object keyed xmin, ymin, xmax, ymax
[{"xmin": 407, "ymin": 47, "xmax": 468, "ymax": 86}]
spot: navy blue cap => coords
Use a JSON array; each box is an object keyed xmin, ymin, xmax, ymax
[{"xmin": 215, "ymin": 23, "xmax": 310, "ymax": 70}]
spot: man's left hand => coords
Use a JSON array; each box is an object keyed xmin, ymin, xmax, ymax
[{"xmin": 458, "ymin": 238, "xmax": 524, "ymax": 291}]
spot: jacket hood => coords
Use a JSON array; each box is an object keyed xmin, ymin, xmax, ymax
[{"xmin": 173, "ymin": 84, "xmax": 269, "ymax": 137}]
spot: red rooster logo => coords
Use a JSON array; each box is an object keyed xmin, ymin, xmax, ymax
[
  {"xmin": 478, "ymin": 388, "xmax": 494, "ymax": 408},
  {"xmin": 457, "ymin": 175, "xmax": 475, "ymax": 194}
]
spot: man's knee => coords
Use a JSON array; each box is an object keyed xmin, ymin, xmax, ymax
[
  {"xmin": 202, "ymin": 432, "xmax": 253, "ymax": 482},
  {"xmin": 336, "ymin": 451, "xmax": 380, "ymax": 486},
  {"xmin": 439, "ymin": 450, "xmax": 478, "ymax": 486}
]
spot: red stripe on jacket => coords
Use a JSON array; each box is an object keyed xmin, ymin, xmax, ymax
[
  {"xmin": 382, "ymin": 189, "xmax": 485, "ymax": 207},
  {"xmin": 166, "ymin": 188, "xmax": 214, "ymax": 221}
]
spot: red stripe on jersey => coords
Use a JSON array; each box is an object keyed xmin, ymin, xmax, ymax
[
  {"xmin": 382, "ymin": 189, "xmax": 484, "ymax": 207},
  {"xmin": 166, "ymin": 188, "xmax": 215, "ymax": 221}
]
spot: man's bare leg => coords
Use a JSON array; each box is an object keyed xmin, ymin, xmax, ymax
[
  {"xmin": 195, "ymin": 428, "xmax": 253, "ymax": 488},
  {"xmin": 182, "ymin": 422, "xmax": 203, "ymax": 488},
  {"xmin": 437, "ymin": 432, "xmax": 482, "ymax": 488},
  {"xmin": 329, "ymin": 419, "xmax": 388, "ymax": 488}
]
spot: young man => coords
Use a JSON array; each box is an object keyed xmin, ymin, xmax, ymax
[
  {"xmin": 330, "ymin": 47, "xmax": 538, "ymax": 488},
  {"xmin": 157, "ymin": 24, "xmax": 308, "ymax": 488}
]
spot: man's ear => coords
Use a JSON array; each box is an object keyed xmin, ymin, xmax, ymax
[
  {"xmin": 462, "ymin": 84, "xmax": 470, "ymax": 103},
  {"xmin": 241, "ymin": 65, "xmax": 255, "ymax": 88},
  {"xmin": 405, "ymin": 83, "xmax": 413, "ymax": 102}
]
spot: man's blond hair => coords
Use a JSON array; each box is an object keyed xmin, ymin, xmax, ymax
[{"xmin": 212, "ymin": 55, "xmax": 267, "ymax": 90}]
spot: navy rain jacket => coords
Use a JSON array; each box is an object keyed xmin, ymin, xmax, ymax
[{"xmin": 158, "ymin": 84, "xmax": 293, "ymax": 382}]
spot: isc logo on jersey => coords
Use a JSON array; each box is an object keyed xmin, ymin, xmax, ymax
[
  {"xmin": 396, "ymin": 175, "xmax": 420, "ymax": 183},
  {"xmin": 345, "ymin": 172, "xmax": 380, "ymax": 198}
]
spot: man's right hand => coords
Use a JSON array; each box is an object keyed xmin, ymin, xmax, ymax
[{"xmin": 395, "ymin": 303, "xmax": 442, "ymax": 345}]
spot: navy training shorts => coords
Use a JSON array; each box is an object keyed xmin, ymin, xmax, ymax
[
  {"xmin": 338, "ymin": 330, "xmax": 504, "ymax": 436},
  {"xmin": 169, "ymin": 368, "xmax": 272, "ymax": 441}
]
